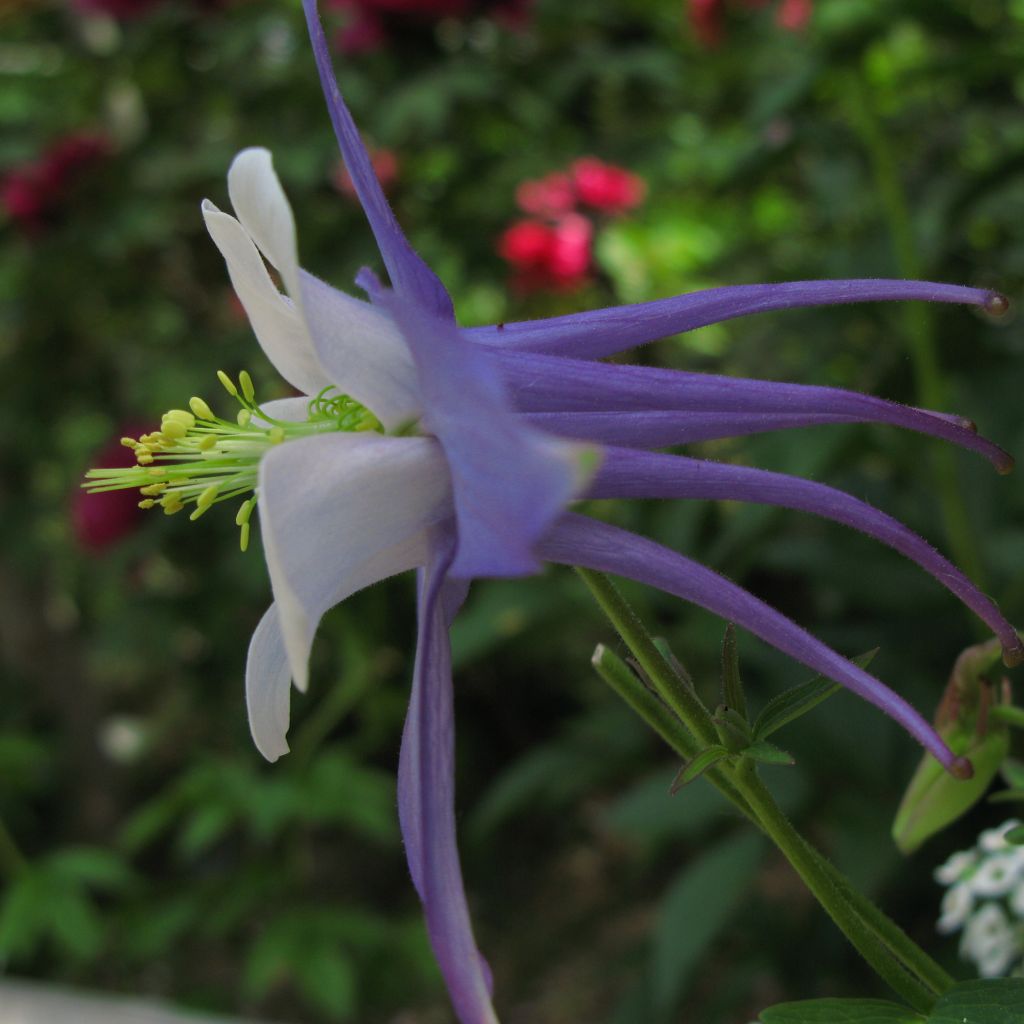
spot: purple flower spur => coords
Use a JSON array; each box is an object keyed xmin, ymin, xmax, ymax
[{"xmin": 83, "ymin": 3, "xmax": 1020, "ymax": 1020}]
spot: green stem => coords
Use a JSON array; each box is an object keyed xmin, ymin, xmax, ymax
[
  {"xmin": 733, "ymin": 765, "xmax": 939, "ymax": 1013},
  {"xmin": 845, "ymin": 71, "xmax": 985, "ymax": 590},
  {"xmin": 0, "ymin": 814, "xmax": 26, "ymax": 878},
  {"xmin": 575, "ymin": 568, "xmax": 718, "ymax": 748},
  {"xmin": 579, "ymin": 567, "xmax": 953, "ymax": 1009}
]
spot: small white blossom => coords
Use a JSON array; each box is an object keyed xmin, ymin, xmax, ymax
[
  {"xmin": 935, "ymin": 820, "xmax": 1024, "ymax": 980},
  {"xmin": 937, "ymin": 883, "xmax": 974, "ymax": 934},
  {"xmin": 935, "ymin": 849, "xmax": 978, "ymax": 885},
  {"xmin": 969, "ymin": 852, "xmax": 1024, "ymax": 898},
  {"xmin": 979, "ymin": 819, "xmax": 1022, "ymax": 853}
]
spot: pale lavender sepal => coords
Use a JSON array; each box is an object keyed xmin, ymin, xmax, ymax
[
  {"xmin": 302, "ymin": 0, "xmax": 454, "ymax": 321},
  {"xmin": 360, "ymin": 270, "xmax": 583, "ymax": 579},
  {"xmin": 495, "ymin": 350, "xmax": 1014, "ymax": 472},
  {"xmin": 538, "ymin": 513, "xmax": 961, "ymax": 770},
  {"xmin": 467, "ymin": 280, "xmax": 1002, "ymax": 360},
  {"xmin": 397, "ymin": 532, "xmax": 498, "ymax": 1024},
  {"xmin": 588, "ymin": 446, "xmax": 1024, "ymax": 664}
]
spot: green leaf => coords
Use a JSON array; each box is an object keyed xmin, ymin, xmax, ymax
[
  {"xmin": 752, "ymin": 650, "xmax": 877, "ymax": 741},
  {"xmin": 670, "ymin": 745, "xmax": 730, "ymax": 792},
  {"xmin": 720, "ymin": 623, "xmax": 747, "ymax": 720},
  {"xmin": 928, "ymin": 979, "xmax": 1024, "ymax": 1023},
  {"xmin": 651, "ymin": 832, "xmax": 764, "ymax": 1019},
  {"xmin": 988, "ymin": 789, "xmax": 1024, "ymax": 804},
  {"xmin": 758, "ymin": 998, "xmax": 922, "ymax": 1023},
  {"xmin": 1006, "ymin": 825, "xmax": 1024, "ymax": 845},
  {"xmin": 743, "ymin": 741, "xmax": 796, "ymax": 767},
  {"xmin": 989, "ymin": 705, "xmax": 1024, "ymax": 729},
  {"xmin": 294, "ymin": 945, "xmax": 358, "ymax": 1020}
]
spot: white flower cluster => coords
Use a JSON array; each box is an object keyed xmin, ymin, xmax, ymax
[{"xmin": 934, "ymin": 818, "xmax": 1024, "ymax": 977}]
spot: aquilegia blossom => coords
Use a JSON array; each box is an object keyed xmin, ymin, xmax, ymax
[{"xmin": 85, "ymin": 3, "xmax": 1022, "ymax": 1020}]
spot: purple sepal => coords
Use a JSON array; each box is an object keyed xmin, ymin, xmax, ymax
[
  {"xmin": 588, "ymin": 446, "xmax": 1024, "ymax": 664},
  {"xmin": 360, "ymin": 269, "xmax": 582, "ymax": 579},
  {"xmin": 538, "ymin": 513, "xmax": 960, "ymax": 770},
  {"xmin": 467, "ymin": 279, "xmax": 1002, "ymax": 360},
  {"xmin": 397, "ymin": 529, "xmax": 498, "ymax": 1024},
  {"xmin": 494, "ymin": 349, "xmax": 1014, "ymax": 472},
  {"xmin": 526, "ymin": 410, "xmax": 867, "ymax": 448},
  {"xmin": 302, "ymin": 0, "xmax": 454, "ymax": 321}
]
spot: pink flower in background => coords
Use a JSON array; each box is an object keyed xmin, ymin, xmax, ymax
[
  {"xmin": 334, "ymin": 146, "xmax": 398, "ymax": 198},
  {"xmin": 571, "ymin": 157, "xmax": 646, "ymax": 214},
  {"xmin": 516, "ymin": 172, "xmax": 575, "ymax": 217},
  {"xmin": 2, "ymin": 133, "xmax": 108, "ymax": 233},
  {"xmin": 73, "ymin": 427, "xmax": 152, "ymax": 551}
]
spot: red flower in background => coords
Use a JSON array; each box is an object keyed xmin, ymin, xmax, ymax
[
  {"xmin": 571, "ymin": 157, "xmax": 646, "ymax": 214},
  {"xmin": 2, "ymin": 133, "xmax": 109, "ymax": 233},
  {"xmin": 498, "ymin": 156, "xmax": 645, "ymax": 293},
  {"xmin": 515, "ymin": 172, "xmax": 575, "ymax": 217},
  {"xmin": 72, "ymin": 426, "xmax": 153, "ymax": 552}
]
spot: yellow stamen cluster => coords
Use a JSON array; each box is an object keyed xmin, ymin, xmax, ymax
[{"xmin": 85, "ymin": 371, "xmax": 382, "ymax": 552}]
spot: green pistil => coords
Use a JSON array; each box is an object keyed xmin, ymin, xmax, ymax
[{"xmin": 84, "ymin": 371, "xmax": 382, "ymax": 551}]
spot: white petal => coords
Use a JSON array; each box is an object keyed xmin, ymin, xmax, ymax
[
  {"xmin": 202, "ymin": 200, "xmax": 332, "ymax": 396},
  {"xmin": 227, "ymin": 147, "xmax": 301, "ymax": 299},
  {"xmin": 256, "ymin": 397, "xmax": 311, "ymax": 424},
  {"xmin": 245, "ymin": 604, "xmax": 292, "ymax": 762},
  {"xmin": 300, "ymin": 270, "xmax": 421, "ymax": 430},
  {"xmin": 258, "ymin": 432, "xmax": 453, "ymax": 691}
]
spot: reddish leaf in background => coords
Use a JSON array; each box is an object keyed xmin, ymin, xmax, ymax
[
  {"xmin": 2, "ymin": 133, "xmax": 108, "ymax": 232},
  {"xmin": 73, "ymin": 426, "xmax": 153, "ymax": 552},
  {"xmin": 334, "ymin": 147, "xmax": 399, "ymax": 198}
]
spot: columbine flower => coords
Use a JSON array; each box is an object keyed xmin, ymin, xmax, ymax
[{"xmin": 86, "ymin": 3, "xmax": 1023, "ymax": 1019}]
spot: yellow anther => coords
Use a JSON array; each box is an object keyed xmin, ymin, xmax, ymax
[
  {"xmin": 161, "ymin": 420, "xmax": 188, "ymax": 440},
  {"xmin": 138, "ymin": 499, "xmax": 156, "ymax": 509},
  {"xmin": 189, "ymin": 397, "xmax": 215, "ymax": 421},
  {"xmin": 237, "ymin": 409, "xmax": 252, "ymax": 427},
  {"xmin": 164, "ymin": 409, "xmax": 196, "ymax": 429},
  {"xmin": 235, "ymin": 498, "xmax": 255, "ymax": 526},
  {"xmin": 269, "ymin": 426, "xmax": 285, "ymax": 444},
  {"xmin": 217, "ymin": 370, "xmax": 238, "ymax": 397},
  {"xmin": 120, "ymin": 437, "xmax": 137, "ymax": 448},
  {"xmin": 198, "ymin": 435, "xmax": 217, "ymax": 452},
  {"xmin": 164, "ymin": 502, "xmax": 184, "ymax": 516},
  {"xmin": 140, "ymin": 483, "xmax": 166, "ymax": 496},
  {"xmin": 189, "ymin": 506, "xmax": 208, "ymax": 521},
  {"xmin": 197, "ymin": 485, "xmax": 219, "ymax": 512},
  {"xmin": 148, "ymin": 468, "xmax": 167, "ymax": 477},
  {"xmin": 140, "ymin": 432, "xmax": 163, "ymax": 445},
  {"xmin": 239, "ymin": 521, "xmax": 251, "ymax": 552},
  {"xmin": 136, "ymin": 453, "xmax": 154, "ymax": 465},
  {"xmin": 239, "ymin": 370, "xmax": 256, "ymax": 403}
]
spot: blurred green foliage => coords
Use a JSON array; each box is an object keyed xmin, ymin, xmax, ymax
[{"xmin": 3, "ymin": 1, "xmax": 1024, "ymax": 1021}]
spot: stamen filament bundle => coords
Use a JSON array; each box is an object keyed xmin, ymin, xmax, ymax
[{"xmin": 83, "ymin": 371, "xmax": 382, "ymax": 550}]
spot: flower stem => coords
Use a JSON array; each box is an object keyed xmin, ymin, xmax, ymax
[
  {"xmin": 0, "ymin": 813, "xmax": 26, "ymax": 878},
  {"xmin": 845, "ymin": 71, "xmax": 985, "ymax": 591},
  {"xmin": 577, "ymin": 567, "xmax": 953, "ymax": 1010}
]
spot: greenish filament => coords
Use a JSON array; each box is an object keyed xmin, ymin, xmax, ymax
[{"xmin": 83, "ymin": 371, "xmax": 382, "ymax": 551}]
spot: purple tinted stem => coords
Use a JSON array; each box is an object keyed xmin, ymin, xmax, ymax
[
  {"xmin": 588, "ymin": 447, "xmax": 1024, "ymax": 664},
  {"xmin": 539, "ymin": 513, "xmax": 961, "ymax": 771},
  {"xmin": 397, "ymin": 538, "xmax": 497, "ymax": 1024},
  {"xmin": 467, "ymin": 280, "xmax": 1003, "ymax": 360}
]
